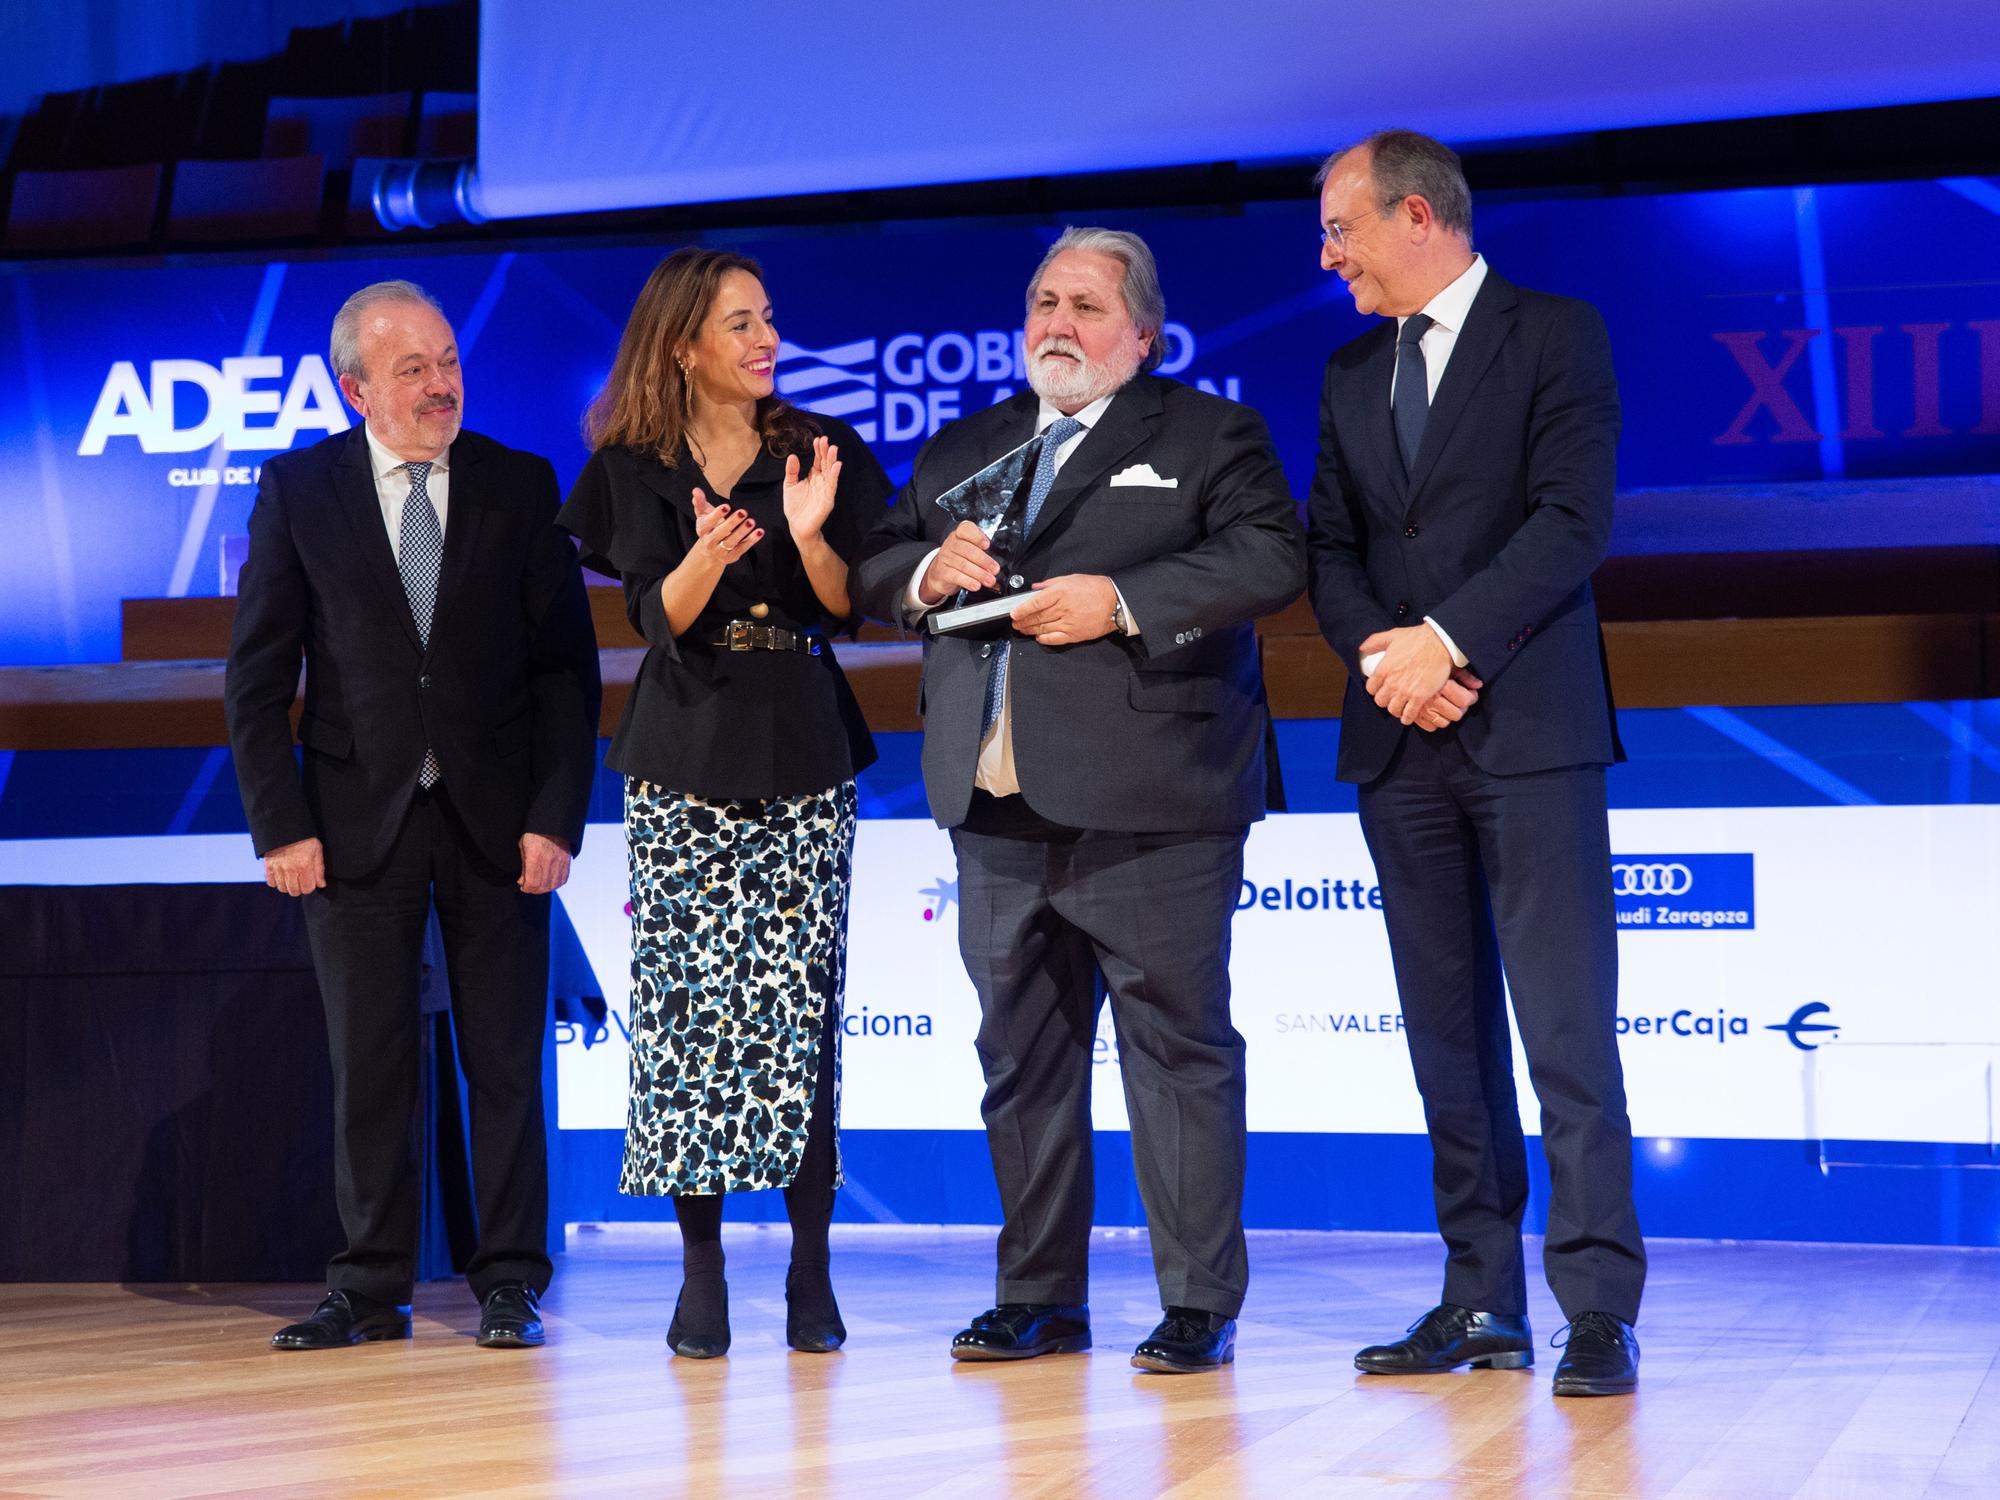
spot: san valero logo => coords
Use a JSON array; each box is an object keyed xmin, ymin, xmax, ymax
[{"xmin": 776, "ymin": 323, "xmax": 1236, "ymax": 447}]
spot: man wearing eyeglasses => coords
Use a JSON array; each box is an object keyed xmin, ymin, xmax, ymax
[{"xmin": 1304, "ymin": 130, "xmax": 1645, "ymax": 1398}]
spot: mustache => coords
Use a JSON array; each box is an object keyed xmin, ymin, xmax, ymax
[
  {"xmin": 1032, "ymin": 336, "xmax": 1087, "ymax": 363},
  {"xmin": 417, "ymin": 396, "xmax": 459, "ymax": 415}
]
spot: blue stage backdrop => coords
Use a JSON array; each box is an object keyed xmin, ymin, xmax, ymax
[{"xmin": 3, "ymin": 175, "xmax": 1999, "ymax": 665}]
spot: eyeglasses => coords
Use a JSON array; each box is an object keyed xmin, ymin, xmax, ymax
[{"xmin": 1320, "ymin": 202, "xmax": 1393, "ymax": 253}]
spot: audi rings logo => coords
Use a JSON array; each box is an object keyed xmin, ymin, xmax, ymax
[
  {"xmin": 1612, "ymin": 853, "xmax": 1755, "ymax": 931},
  {"xmin": 1612, "ymin": 862, "xmax": 1695, "ymax": 897}
]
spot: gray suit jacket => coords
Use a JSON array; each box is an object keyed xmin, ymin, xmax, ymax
[{"xmin": 854, "ymin": 377, "xmax": 1304, "ymax": 832}]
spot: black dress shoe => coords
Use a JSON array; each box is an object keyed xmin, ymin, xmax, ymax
[
  {"xmin": 270, "ymin": 1290, "xmax": 412, "ymax": 1351},
  {"xmin": 786, "ymin": 1263, "xmax": 846, "ymax": 1353},
  {"xmin": 1552, "ymin": 1311, "xmax": 1639, "ymax": 1396},
  {"xmin": 949, "ymin": 1303, "xmax": 1091, "ymax": 1361},
  {"xmin": 667, "ymin": 1270, "xmax": 730, "ymax": 1359},
  {"xmin": 477, "ymin": 1281, "xmax": 545, "ymax": 1349},
  {"xmin": 1354, "ymin": 1304, "xmax": 1532, "ymax": 1374},
  {"xmin": 1131, "ymin": 1308, "xmax": 1236, "ymax": 1373}
]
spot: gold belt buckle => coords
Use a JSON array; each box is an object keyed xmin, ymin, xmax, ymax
[{"xmin": 726, "ymin": 620, "xmax": 752, "ymax": 651}]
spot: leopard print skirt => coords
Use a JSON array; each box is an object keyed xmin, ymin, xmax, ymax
[{"xmin": 618, "ymin": 778, "xmax": 855, "ymax": 1197}]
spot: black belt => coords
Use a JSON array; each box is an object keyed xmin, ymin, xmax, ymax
[{"xmin": 707, "ymin": 620, "xmax": 825, "ymax": 656}]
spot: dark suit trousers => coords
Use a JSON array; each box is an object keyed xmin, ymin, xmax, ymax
[
  {"xmin": 1357, "ymin": 731, "xmax": 1645, "ymax": 1325},
  {"xmin": 952, "ymin": 797, "xmax": 1250, "ymax": 1318},
  {"xmin": 302, "ymin": 785, "xmax": 552, "ymax": 1304}
]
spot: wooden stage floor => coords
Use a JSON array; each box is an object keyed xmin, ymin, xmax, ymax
[{"xmin": 4, "ymin": 1227, "xmax": 1996, "ymax": 1498}]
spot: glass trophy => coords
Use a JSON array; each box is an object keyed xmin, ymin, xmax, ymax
[{"xmin": 926, "ymin": 431, "xmax": 1047, "ymax": 635}]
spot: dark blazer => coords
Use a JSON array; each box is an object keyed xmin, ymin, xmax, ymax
[
  {"xmin": 854, "ymin": 376, "xmax": 1305, "ymax": 832},
  {"xmin": 557, "ymin": 415, "xmax": 891, "ymax": 801},
  {"xmin": 225, "ymin": 424, "xmax": 602, "ymax": 879},
  {"xmin": 1307, "ymin": 268, "xmax": 1625, "ymax": 783}
]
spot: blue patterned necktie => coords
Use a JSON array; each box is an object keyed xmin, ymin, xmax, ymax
[
  {"xmin": 398, "ymin": 460, "xmax": 443, "ymax": 787},
  {"xmin": 1393, "ymin": 312, "xmax": 1434, "ymax": 473},
  {"xmin": 981, "ymin": 415, "xmax": 1085, "ymax": 734}
]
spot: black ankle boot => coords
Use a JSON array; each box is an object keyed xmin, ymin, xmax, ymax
[
  {"xmin": 668, "ymin": 1243, "xmax": 729, "ymax": 1358},
  {"xmin": 785, "ymin": 1262, "xmax": 846, "ymax": 1353}
]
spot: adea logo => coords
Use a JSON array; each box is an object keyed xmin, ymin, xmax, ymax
[
  {"xmin": 776, "ymin": 323, "xmax": 1234, "ymax": 446},
  {"xmin": 78, "ymin": 356, "xmax": 350, "ymax": 456}
]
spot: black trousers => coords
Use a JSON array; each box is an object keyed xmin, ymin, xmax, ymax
[
  {"xmin": 1358, "ymin": 730, "xmax": 1646, "ymax": 1325},
  {"xmin": 302, "ymin": 785, "xmax": 552, "ymax": 1304},
  {"xmin": 952, "ymin": 793, "xmax": 1249, "ymax": 1318}
]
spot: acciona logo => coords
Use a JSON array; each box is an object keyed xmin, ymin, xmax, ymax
[{"xmin": 776, "ymin": 322, "xmax": 1231, "ymax": 446}]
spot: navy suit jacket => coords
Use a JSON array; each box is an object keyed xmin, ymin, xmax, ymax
[
  {"xmin": 225, "ymin": 424, "xmax": 601, "ymax": 879},
  {"xmin": 855, "ymin": 377, "xmax": 1305, "ymax": 832},
  {"xmin": 1307, "ymin": 268, "xmax": 1625, "ymax": 783}
]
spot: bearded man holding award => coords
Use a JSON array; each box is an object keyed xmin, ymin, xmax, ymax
[{"xmin": 855, "ymin": 227, "xmax": 1304, "ymax": 1373}]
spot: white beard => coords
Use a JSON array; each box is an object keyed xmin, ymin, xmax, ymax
[{"xmin": 1027, "ymin": 335, "xmax": 1141, "ymax": 409}]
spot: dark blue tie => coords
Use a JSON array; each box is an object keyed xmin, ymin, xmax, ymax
[
  {"xmin": 398, "ymin": 461, "xmax": 443, "ymax": 787},
  {"xmin": 1394, "ymin": 313, "xmax": 1434, "ymax": 473},
  {"xmin": 981, "ymin": 415, "xmax": 1085, "ymax": 734}
]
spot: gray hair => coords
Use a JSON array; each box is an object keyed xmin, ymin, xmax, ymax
[
  {"xmin": 1025, "ymin": 227, "xmax": 1168, "ymax": 375},
  {"xmin": 1316, "ymin": 129, "xmax": 1474, "ymax": 243},
  {"xmin": 329, "ymin": 279, "xmax": 448, "ymax": 383}
]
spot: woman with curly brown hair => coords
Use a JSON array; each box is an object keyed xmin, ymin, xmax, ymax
[{"xmin": 558, "ymin": 247, "xmax": 891, "ymax": 1358}]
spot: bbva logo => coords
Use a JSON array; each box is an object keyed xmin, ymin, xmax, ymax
[{"xmin": 79, "ymin": 356, "xmax": 351, "ymax": 456}]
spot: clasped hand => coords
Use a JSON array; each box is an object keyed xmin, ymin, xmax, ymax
[{"xmin": 1359, "ymin": 625, "xmax": 1484, "ymax": 729}]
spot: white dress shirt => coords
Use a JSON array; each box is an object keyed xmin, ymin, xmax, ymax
[
  {"xmin": 364, "ymin": 422, "xmax": 451, "ymax": 564},
  {"xmin": 1392, "ymin": 253, "xmax": 1489, "ymax": 672},
  {"xmin": 904, "ymin": 392, "xmax": 1137, "ymax": 796}
]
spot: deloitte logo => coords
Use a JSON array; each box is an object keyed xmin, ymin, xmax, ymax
[
  {"xmin": 1237, "ymin": 875, "xmax": 1383, "ymax": 914},
  {"xmin": 776, "ymin": 323, "xmax": 1233, "ymax": 446},
  {"xmin": 1612, "ymin": 853, "xmax": 1754, "ymax": 931}
]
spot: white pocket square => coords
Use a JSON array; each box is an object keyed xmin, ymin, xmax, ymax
[{"xmin": 1108, "ymin": 463, "xmax": 1178, "ymax": 489}]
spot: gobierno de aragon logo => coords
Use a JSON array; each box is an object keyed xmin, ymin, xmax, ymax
[{"xmin": 776, "ymin": 322, "xmax": 1236, "ymax": 448}]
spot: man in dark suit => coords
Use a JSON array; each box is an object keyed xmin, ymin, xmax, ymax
[
  {"xmin": 856, "ymin": 228, "xmax": 1304, "ymax": 1373},
  {"xmin": 226, "ymin": 281, "xmax": 600, "ymax": 1351},
  {"xmin": 1305, "ymin": 131, "xmax": 1645, "ymax": 1397}
]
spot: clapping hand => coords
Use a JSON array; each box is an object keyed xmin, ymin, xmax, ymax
[
  {"xmin": 691, "ymin": 488, "xmax": 763, "ymax": 568},
  {"xmin": 783, "ymin": 435, "xmax": 841, "ymax": 544}
]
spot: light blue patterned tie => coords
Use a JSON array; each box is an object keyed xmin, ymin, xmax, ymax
[
  {"xmin": 398, "ymin": 461, "xmax": 443, "ymax": 787},
  {"xmin": 981, "ymin": 415, "xmax": 1084, "ymax": 734}
]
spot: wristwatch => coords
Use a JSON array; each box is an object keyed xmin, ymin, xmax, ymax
[{"xmin": 1111, "ymin": 597, "xmax": 1130, "ymax": 635}]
